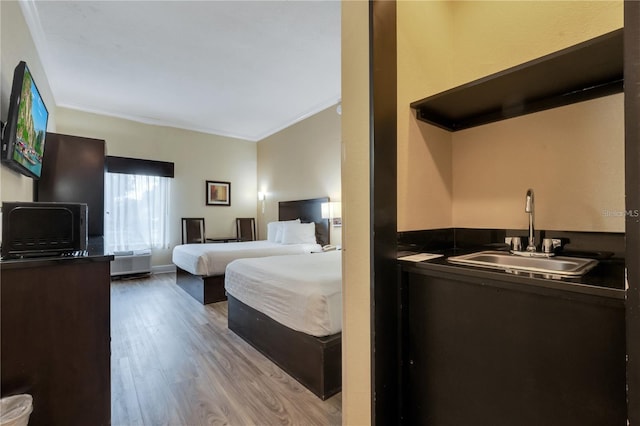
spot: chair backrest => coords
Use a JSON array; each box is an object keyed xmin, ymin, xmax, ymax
[
  {"xmin": 182, "ymin": 218, "xmax": 205, "ymax": 244},
  {"xmin": 236, "ymin": 218, "xmax": 256, "ymax": 242}
]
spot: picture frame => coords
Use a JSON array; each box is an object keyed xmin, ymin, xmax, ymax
[{"xmin": 206, "ymin": 180, "xmax": 231, "ymax": 206}]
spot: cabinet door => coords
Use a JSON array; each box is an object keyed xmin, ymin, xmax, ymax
[
  {"xmin": 1, "ymin": 261, "xmax": 111, "ymax": 426},
  {"xmin": 405, "ymin": 272, "xmax": 626, "ymax": 426}
]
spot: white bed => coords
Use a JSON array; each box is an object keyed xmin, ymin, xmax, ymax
[
  {"xmin": 173, "ymin": 198, "xmax": 331, "ymax": 305},
  {"xmin": 225, "ymin": 249, "xmax": 343, "ymax": 399},
  {"xmin": 225, "ymin": 250, "xmax": 342, "ymax": 337},
  {"xmin": 172, "ymin": 240, "xmax": 321, "ymax": 276}
]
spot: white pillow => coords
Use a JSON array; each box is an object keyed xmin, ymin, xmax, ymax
[
  {"xmin": 281, "ymin": 222, "xmax": 317, "ymax": 245},
  {"xmin": 268, "ymin": 219, "xmax": 300, "ymax": 243},
  {"xmin": 266, "ymin": 221, "xmax": 280, "ymax": 242}
]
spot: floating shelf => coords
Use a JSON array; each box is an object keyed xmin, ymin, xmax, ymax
[{"xmin": 410, "ymin": 29, "xmax": 623, "ymax": 132}]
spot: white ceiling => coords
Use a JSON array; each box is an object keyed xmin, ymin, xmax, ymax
[{"xmin": 21, "ymin": 0, "xmax": 341, "ymax": 142}]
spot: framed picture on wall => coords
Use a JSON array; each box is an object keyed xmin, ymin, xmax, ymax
[{"xmin": 206, "ymin": 180, "xmax": 231, "ymax": 206}]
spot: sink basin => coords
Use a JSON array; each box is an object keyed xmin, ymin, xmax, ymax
[{"xmin": 447, "ymin": 250, "xmax": 598, "ymax": 277}]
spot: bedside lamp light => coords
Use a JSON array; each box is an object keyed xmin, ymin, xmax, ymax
[
  {"xmin": 321, "ymin": 202, "xmax": 330, "ymax": 219},
  {"xmin": 258, "ymin": 191, "xmax": 265, "ymax": 213},
  {"xmin": 321, "ymin": 201, "xmax": 342, "ymax": 227}
]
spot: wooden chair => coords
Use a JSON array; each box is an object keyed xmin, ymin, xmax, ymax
[
  {"xmin": 182, "ymin": 218, "xmax": 206, "ymax": 244},
  {"xmin": 235, "ymin": 218, "xmax": 256, "ymax": 242}
]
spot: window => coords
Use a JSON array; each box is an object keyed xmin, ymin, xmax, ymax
[{"xmin": 104, "ymin": 172, "xmax": 170, "ymax": 252}]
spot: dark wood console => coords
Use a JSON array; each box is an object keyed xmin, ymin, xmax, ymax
[
  {"xmin": 401, "ymin": 263, "xmax": 626, "ymax": 426},
  {"xmin": 1, "ymin": 252, "xmax": 113, "ymax": 425}
]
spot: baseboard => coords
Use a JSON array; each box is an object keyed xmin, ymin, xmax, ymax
[{"xmin": 152, "ymin": 264, "xmax": 176, "ymax": 274}]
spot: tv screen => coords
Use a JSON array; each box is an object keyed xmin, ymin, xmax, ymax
[{"xmin": 1, "ymin": 61, "xmax": 49, "ymax": 179}]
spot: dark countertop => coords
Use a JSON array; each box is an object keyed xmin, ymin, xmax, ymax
[
  {"xmin": 399, "ymin": 247, "xmax": 626, "ymax": 300},
  {"xmin": 0, "ymin": 237, "xmax": 114, "ymax": 270}
]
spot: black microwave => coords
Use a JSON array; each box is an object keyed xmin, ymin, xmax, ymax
[{"xmin": 1, "ymin": 202, "xmax": 88, "ymax": 259}]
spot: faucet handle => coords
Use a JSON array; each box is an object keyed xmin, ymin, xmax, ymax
[
  {"xmin": 542, "ymin": 238, "xmax": 562, "ymax": 254},
  {"xmin": 505, "ymin": 236, "xmax": 522, "ymax": 251},
  {"xmin": 512, "ymin": 237, "xmax": 522, "ymax": 251}
]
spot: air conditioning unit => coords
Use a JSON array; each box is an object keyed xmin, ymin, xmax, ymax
[{"xmin": 110, "ymin": 249, "xmax": 152, "ymax": 277}]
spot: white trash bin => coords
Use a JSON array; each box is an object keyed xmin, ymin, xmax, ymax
[{"xmin": 0, "ymin": 394, "xmax": 33, "ymax": 426}]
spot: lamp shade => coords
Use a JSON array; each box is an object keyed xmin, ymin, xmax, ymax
[{"xmin": 321, "ymin": 202, "xmax": 342, "ymax": 219}]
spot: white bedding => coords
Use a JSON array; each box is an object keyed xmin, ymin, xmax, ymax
[
  {"xmin": 172, "ymin": 240, "xmax": 322, "ymax": 276},
  {"xmin": 225, "ymin": 250, "xmax": 342, "ymax": 337}
]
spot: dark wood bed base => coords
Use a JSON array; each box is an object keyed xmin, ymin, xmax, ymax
[
  {"xmin": 175, "ymin": 197, "xmax": 331, "ymax": 305},
  {"xmin": 176, "ymin": 267, "xmax": 226, "ymax": 304},
  {"xmin": 227, "ymin": 295, "xmax": 341, "ymax": 400}
]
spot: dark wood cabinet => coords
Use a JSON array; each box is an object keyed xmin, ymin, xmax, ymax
[
  {"xmin": 403, "ymin": 268, "xmax": 626, "ymax": 426},
  {"xmin": 1, "ymin": 255, "xmax": 112, "ymax": 425},
  {"xmin": 37, "ymin": 132, "xmax": 106, "ymax": 237}
]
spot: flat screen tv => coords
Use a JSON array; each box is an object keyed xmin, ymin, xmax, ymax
[{"xmin": 1, "ymin": 61, "xmax": 49, "ymax": 179}]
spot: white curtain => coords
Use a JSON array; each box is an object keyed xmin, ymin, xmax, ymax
[{"xmin": 104, "ymin": 172, "xmax": 170, "ymax": 252}]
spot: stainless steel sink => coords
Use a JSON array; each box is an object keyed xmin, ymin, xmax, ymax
[{"xmin": 447, "ymin": 250, "xmax": 598, "ymax": 277}]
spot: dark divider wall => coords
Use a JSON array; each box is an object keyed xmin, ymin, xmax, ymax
[
  {"xmin": 624, "ymin": 0, "xmax": 640, "ymax": 422},
  {"xmin": 370, "ymin": 1, "xmax": 399, "ymax": 424}
]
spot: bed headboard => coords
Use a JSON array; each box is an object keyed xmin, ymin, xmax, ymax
[{"xmin": 278, "ymin": 197, "xmax": 330, "ymax": 246}]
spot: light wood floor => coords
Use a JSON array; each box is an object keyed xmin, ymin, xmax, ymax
[{"xmin": 111, "ymin": 273, "xmax": 342, "ymax": 426}]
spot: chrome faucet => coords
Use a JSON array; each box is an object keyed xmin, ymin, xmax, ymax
[
  {"xmin": 525, "ymin": 188, "xmax": 536, "ymax": 252},
  {"xmin": 506, "ymin": 188, "xmax": 563, "ymax": 257}
]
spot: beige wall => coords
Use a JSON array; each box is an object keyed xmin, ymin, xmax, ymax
[
  {"xmin": 56, "ymin": 107, "xmax": 257, "ymax": 267},
  {"xmin": 1, "ymin": 1, "xmax": 57, "ymax": 204},
  {"xmin": 452, "ymin": 94, "xmax": 624, "ymax": 232},
  {"xmin": 398, "ymin": 1, "xmax": 624, "ymax": 233},
  {"xmin": 449, "ymin": 1, "xmax": 623, "ymax": 87},
  {"xmin": 341, "ymin": 1, "xmax": 371, "ymax": 424},
  {"xmin": 256, "ymin": 104, "xmax": 342, "ymax": 245},
  {"xmin": 398, "ymin": 1, "xmax": 455, "ymax": 231}
]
